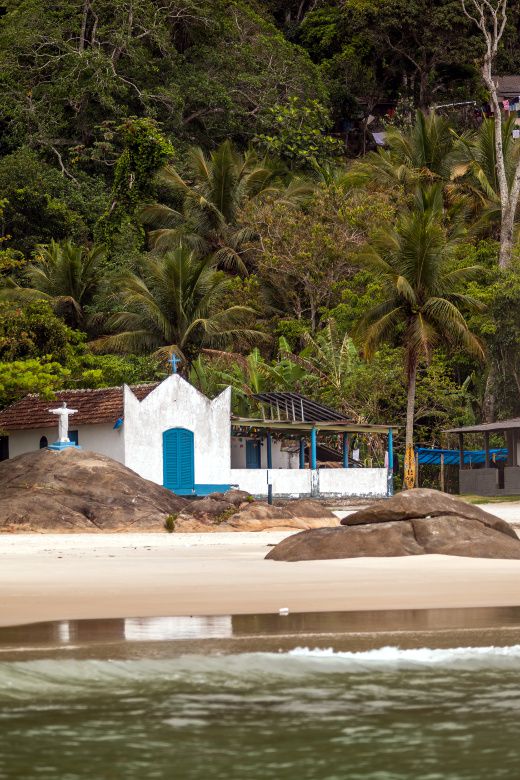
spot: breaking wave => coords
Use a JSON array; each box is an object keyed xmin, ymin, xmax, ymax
[{"xmin": 1, "ymin": 644, "xmax": 520, "ymax": 700}]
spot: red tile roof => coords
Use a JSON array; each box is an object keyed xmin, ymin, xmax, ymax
[{"xmin": 0, "ymin": 384, "xmax": 159, "ymax": 431}]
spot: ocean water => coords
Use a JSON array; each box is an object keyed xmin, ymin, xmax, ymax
[{"xmin": 2, "ymin": 644, "xmax": 520, "ymax": 780}]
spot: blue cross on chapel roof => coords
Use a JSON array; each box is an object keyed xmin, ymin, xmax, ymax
[{"xmin": 168, "ymin": 353, "xmax": 181, "ymax": 374}]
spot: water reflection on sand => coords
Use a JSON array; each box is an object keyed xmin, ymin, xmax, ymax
[{"xmin": 3, "ymin": 606, "xmax": 520, "ymax": 659}]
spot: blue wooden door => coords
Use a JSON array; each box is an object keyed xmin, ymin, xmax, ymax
[
  {"xmin": 246, "ymin": 440, "xmax": 261, "ymax": 469},
  {"xmin": 163, "ymin": 428, "xmax": 195, "ymax": 493}
]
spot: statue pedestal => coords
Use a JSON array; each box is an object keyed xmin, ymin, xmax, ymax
[{"xmin": 47, "ymin": 441, "xmax": 81, "ymax": 451}]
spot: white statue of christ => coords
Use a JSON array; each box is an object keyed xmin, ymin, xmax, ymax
[{"xmin": 49, "ymin": 402, "xmax": 78, "ymax": 443}]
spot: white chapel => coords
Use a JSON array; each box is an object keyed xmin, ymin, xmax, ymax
[{"xmin": 0, "ymin": 373, "xmax": 396, "ymax": 500}]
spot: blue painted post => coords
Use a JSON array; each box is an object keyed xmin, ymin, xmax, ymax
[
  {"xmin": 299, "ymin": 438, "xmax": 305, "ymax": 469},
  {"xmin": 310, "ymin": 428, "xmax": 317, "ymax": 470},
  {"xmin": 266, "ymin": 432, "xmax": 273, "ymax": 469},
  {"xmin": 387, "ymin": 427, "xmax": 394, "ymax": 497},
  {"xmin": 343, "ymin": 432, "xmax": 349, "ymax": 469}
]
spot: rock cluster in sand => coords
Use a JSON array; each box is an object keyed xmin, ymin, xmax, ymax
[
  {"xmin": 266, "ymin": 488, "xmax": 520, "ymax": 561},
  {"xmin": 174, "ymin": 494, "xmax": 338, "ymax": 533},
  {"xmin": 0, "ymin": 448, "xmax": 338, "ymax": 533}
]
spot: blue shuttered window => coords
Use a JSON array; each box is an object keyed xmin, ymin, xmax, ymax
[{"xmin": 163, "ymin": 428, "xmax": 195, "ymax": 493}]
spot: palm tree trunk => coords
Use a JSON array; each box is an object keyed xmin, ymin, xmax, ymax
[
  {"xmin": 406, "ymin": 357, "xmax": 417, "ymax": 449},
  {"xmin": 482, "ymin": 365, "xmax": 496, "ymax": 424},
  {"xmin": 403, "ymin": 357, "xmax": 418, "ymax": 490}
]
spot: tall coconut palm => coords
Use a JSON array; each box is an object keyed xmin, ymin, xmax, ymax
[
  {"xmin": 357, "ymin": 187, "xmax": 485, "ymax": 461},
  {"xmin": 92, "ymin": 247, "xmax": 263, "ymax": 369},
  {"xmin": 1, "ymin": 240, "xmax": 106, "ymax": 330},
  {"xmin": 140, "ymin": 140, "xmax": 313, "ymax": 274},
  {"xmin": 347, "ymin": 111, "xmax": 455, "ymax": 191}
]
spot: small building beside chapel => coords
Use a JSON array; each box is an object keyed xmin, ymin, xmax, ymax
[{"xmin": 0, "ymin": 374, "xmax": 397, "ymax": 499}]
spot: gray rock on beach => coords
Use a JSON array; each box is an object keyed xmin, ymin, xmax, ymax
[{"xmin": 266, "ymin": 488, "xmax": 520, "ymax": 561}]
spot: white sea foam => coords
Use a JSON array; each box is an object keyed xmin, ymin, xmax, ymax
[{"xmin": 288, "ymin": 644, "xmax": 520, "ymax": 670}]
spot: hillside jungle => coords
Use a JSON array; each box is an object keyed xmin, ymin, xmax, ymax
[{"xmin": 1, "ymin": 0, "xmax": 520, "ymax": 481}]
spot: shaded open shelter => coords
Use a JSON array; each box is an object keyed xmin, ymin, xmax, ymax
[
  {"xmin": 231, "ymin": 392, "xmax": 398, "ymax": 498},
  {"xmin": 444, "ymin": 419, "xmax": 520, "ymax": 496}
]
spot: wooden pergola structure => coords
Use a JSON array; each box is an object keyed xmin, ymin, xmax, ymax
[{"xmin": 232, "ymin": 417, "xmax": 398, "ymax": 471}]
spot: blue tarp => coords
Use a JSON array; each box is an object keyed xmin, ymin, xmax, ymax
[{"xmin": 416, "ymin": 447, "xmax": 508, "ymax": 466}]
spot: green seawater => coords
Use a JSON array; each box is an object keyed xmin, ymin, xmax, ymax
[{"xmin": 1, "ymin": 646, "xmax": 520, "ymax": 780}]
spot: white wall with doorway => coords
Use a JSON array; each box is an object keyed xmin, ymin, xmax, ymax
[{"xmin": 123, "ymin": 375, "xmax": 231, "ymax": 488}]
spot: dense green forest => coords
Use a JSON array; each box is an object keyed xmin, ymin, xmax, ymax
[{"xmin": 1, "ymin": 0, "xmax": 520, "ymax": 475}]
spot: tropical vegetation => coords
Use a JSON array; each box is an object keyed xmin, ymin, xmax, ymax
[{"xmin": 2, "ymin": 0, "xmax": 520, "ymax": 485}]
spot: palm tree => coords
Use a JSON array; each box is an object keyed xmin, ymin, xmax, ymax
[
  {"xmin": 140, "ymin": 140, "xmax": 313, "ymax": 274},
  {"xmin": 1, "ymin": 240, "xmax": 106, "ymax": 330},
  {"xmin": 347, "ymin": 111, "xmax": 455, "ymax": 191},
  {"xmin": 450, "ymin": 116, "xmax": 520, "ymax": 234},
  {"xmin": 92, "ymin": 247, "xmax": 263, "ymax": 369},
  {"xmin": 211, "ymin": 341, "xmax": 306, "ymax": 414},
  {"xmin": 282, "ymin": 321, "xmax": 360, "ymax": 419},
  {"xmin": 357, "ymin": 187, "xmax": 485, "ymax": 462}
]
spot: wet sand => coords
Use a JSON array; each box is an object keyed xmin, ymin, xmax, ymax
[
  {"xmin": 2, "ymin": 532, "xmax": 520, "ymax": 627},
  {"xmin": 5, "ymin": 608, "xmax": 520, "ymax": 658}
]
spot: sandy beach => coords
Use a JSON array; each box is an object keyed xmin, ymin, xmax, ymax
[{"xmin": 2, "ymin": 501, "xmax": 520, "ymax": 627}]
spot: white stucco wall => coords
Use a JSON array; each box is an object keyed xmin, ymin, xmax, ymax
[
  {"xmin": 230, "ymin": 468, "xmax": 312, "ymax": 497},
  {"xmin": 317, "ymin": 468, "xmax": 388, "ymax": 498},
  {"xmin": 230, "ymin": 467, "xmax": 389, "ymax": 498},
  {"xmin": 231, "ymin": 437, "xmax": 299, "ymax": 469},
  {"xmin": 123, "ymin": 375, "xmax": 231, "ymax": 488},
  {"xmin": 7, "ymin": 423, "xmax": 125, "ymax": 462}
]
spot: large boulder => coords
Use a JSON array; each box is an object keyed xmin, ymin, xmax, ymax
[
  {"xmin": 0, "ymin": 448, "xmax": 188, "ymax": 532},
  {"xmin": 266, "ymin": 489, "xmax": 520, "ymax": 561},
  {"xmin": 342, "ymin": 487, "xmax": 517, "ymax": 539},
  {"xmin": 266, "ymin": 522, "xmax": 423, "ymax": 561}
]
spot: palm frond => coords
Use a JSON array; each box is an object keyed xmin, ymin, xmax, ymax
[
  {"xmin": 140, "ymin": 203, "xmax": 184, "ymax": 229},
  {"xmin": 98, "ymin": 247, "xmax": 264, "ymax": 364}
]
